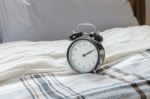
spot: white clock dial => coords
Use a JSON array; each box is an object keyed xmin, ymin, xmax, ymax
[{"xmin": 67, "ymin": 39, "xmax": 99, "ymax": 73}]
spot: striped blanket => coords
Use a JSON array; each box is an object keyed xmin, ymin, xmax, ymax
[{"xmin": 0, "ymin": 50, "xmax": 150, "ymax": 99}]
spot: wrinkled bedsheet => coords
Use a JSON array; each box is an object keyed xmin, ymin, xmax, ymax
[
  {"xmin": 0, "ymin": 50, "xmax": 150, "ymax": 99},
  {"xmin": 0, "ymin": 26, "xmax": 150, "ymax": 99}
]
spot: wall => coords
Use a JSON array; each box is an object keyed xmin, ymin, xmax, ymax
[{"xmin": 146, "ymin": 0, "xmax": 150, "ymax": 25}]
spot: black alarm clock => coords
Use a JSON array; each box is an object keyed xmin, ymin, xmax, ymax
[{"xmin": 67, "ymin": 23, "xmax": 105, "ymax": 73}]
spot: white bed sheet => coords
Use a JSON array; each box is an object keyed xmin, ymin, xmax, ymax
[{"xmin": 0, "ymin": 26, "xmax": 150, "ymax": 83}]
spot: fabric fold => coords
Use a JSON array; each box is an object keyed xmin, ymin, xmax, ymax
[{"xmin": 0, "ymin": 26, "xmax": 150, "ymax": 83}]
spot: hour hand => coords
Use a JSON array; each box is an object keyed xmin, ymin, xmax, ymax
[{"xmin": 83, "ymin": 50, "xmax": 94, "ymax": 57}]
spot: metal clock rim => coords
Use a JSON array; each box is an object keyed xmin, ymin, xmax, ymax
[{"xmin": 67, "ymin": 38, "xmax": 104, "ymax": 73}]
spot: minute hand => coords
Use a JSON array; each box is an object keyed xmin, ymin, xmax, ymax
[{"xmin": 83, "ymin": 50, "xmax": 94, "ymax": 57}]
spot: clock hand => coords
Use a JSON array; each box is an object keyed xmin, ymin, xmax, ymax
[{"xmin": 83, "ymin": 50, "xmax": 94, "ymax": 57}]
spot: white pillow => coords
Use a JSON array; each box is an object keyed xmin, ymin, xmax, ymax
[
  {"xmin": 101, "ymin": 25, "xmax": 150, "ymax": 63},
  {"xmin": 0, "ymin": 0, "xmax": 138, "ymax": 42}
]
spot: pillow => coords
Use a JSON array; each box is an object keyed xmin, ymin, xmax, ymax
[
  {"xmin": 0, "ymin": 0, "xmax": 138, "ymax": 42},
  {"xmin": 100, "ymin": 25, "xmax": 150, "ymax": 63}
]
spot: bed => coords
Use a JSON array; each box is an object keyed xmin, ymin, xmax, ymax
[{"xmin": 0, "ymin": 0, "xmax": 150, "ymax": 99}]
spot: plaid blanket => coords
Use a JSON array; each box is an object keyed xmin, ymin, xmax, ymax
[{"xmin": 0, "ymin": 50, "xmax": 150, "ymax": 99}]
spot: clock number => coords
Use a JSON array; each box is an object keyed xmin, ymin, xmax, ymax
[{"xmin": 83, "ymin": 42, "xmax": 86, "ymax": 46}]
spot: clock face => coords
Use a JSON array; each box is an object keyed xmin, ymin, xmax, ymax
[{"xmin": 67, "ymin": 39, "xmax": 100, "ymax": 73}]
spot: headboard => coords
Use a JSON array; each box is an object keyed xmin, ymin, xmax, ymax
[{"xmin": 129, "ymin": 0, "xmax": 146, "ymax": 25}]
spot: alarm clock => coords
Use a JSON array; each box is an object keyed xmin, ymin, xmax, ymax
[{"xmin": 67, "ymin": 23, "xmax": 105, "ymax": 73}]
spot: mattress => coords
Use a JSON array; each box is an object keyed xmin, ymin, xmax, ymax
[{"xmin": 0, "ymin": 26, "xmax": 150, "ymax": 99}]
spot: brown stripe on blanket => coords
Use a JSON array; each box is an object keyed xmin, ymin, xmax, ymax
[
  {"xmin": 33, "ymin": 74, "xmax": 66, "ymax": 99},
  {"xmin": 20, "ymin": 78, "xmax": 36, "ymax": 99},
  {"xmin": 100, "ymin": 72, "xmax": 147, "ymax": 99},
  {"xmin": 23, "ymin": 77, "xmax": 40, "ymax": 99},
  {"xmin": 48, "ymin": 73, "xmax": 76, "ymax": 95},
  {"xmin": 30, "ymin": 75, "xmax": 49, "ymax": 99},
  {"xmin": 110, "ymin": 68, "xmax": 150, "ymax": 87},
  {"xmin": 48, "ymin": 74, "xmax": 75, "ymax": 97},
  {"xmin": 111, "ymin": 68, "xmax": 150, "ymax": 99},
  {"xmin": 99, "ymin": 63, "xmax": 150, "ymax": 99},
  {"xmin": 50, "ymin": 73, "xmax": 85, "ymax": 99},
  {"xmin": 131, "ymin": 83, "xmax": 147, "ymax": 99},
  {"xmin": 97, "ymin": 58, "xmax": 150, "ymax": 87},
  {"xmin": 40, "ymin": 74, "xmax": 70, "ymax": 99},
  {"xmin": 100, "ymin": 72, "xmax": 130, "ymax": 83},
  {"xmin": 98, "ymin": 67, "xmax": 147, "ymax": 98}
]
